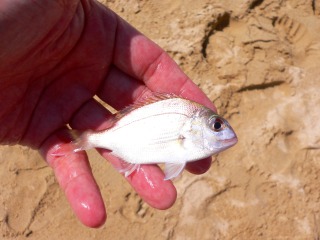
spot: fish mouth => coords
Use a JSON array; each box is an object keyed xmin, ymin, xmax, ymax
[{"xmin": 222, "ymin": 137, "xmax": 238, "ymax": 146}]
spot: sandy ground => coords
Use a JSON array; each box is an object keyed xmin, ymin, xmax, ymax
[{"xmin": 1, "ymin": 0, "xmax": 320, "ymax": 239}]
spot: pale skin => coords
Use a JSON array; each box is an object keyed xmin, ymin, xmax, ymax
[{"xmin": 0, "ymin": 0, "xmax": 217, "ymax": 227}]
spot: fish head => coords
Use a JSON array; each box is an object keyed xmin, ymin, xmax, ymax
[{"xmin": 201, "ymin": 113, "xmax": 238, "ymax": 153}]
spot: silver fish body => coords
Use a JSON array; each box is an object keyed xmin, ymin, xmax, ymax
[{"xmin": 73, "ymin": 96, "xmax": 237, "ymax": 180}]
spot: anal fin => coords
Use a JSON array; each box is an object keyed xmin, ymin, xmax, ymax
[
  {"xmin": 164, "ymin": 162, "xmax": 186, "ymax": 180},
  {"xmin": 116, "ymin": 160, "xmax": 140, "ymax": 178}
]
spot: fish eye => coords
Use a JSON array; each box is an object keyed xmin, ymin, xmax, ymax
[{"xmin": 210, "ymin": 117, "xmax": 225, "ymax": 132}]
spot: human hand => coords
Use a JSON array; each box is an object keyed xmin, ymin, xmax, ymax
[{"xmin": 0, "ymin": 0, "xmax": 216, "ymax": 227}]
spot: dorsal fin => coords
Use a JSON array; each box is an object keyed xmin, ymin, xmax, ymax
[{"xmin": 114, "ymin": 92, "xmax": 181, "ymax": 120}]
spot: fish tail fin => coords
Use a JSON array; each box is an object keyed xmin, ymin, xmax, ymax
[
  {"xmin": 51, "ymin": 130, "xmax": 94, "ymax": 157},
  {"xmin": 70, "ymin": 130, "xmax": 95, "ymax": 152}
]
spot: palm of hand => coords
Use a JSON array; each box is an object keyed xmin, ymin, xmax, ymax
[{"xmin": 0, "ymin": 0, "xmax": 214, "ymax": 227}]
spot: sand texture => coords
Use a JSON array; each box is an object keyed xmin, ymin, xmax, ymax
[{"xmin": 1, "ymin": 0, "xmax": 320, "ymax": 239}]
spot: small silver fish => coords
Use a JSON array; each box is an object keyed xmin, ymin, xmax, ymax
[{"xmin": 70, "ymin": 94, "xmax": 237, "ymax": 180}]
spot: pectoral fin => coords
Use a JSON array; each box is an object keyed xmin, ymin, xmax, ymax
[{"xmin": 164, "ymin": 162, "xmax": 186, "ymax": 180}]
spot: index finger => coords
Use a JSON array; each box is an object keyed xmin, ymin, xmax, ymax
[{"xmin": 112, "ymin": 15, "xmax": 216, "ymax": 112}]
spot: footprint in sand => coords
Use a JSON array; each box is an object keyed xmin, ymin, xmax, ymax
[
  {"xmin": 276, "ymin": 15, "xmax": 308, "ymax": 45},
  {"xmin": 275, "ymin": 14, "xmax": 320, "ymax": 67}
]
